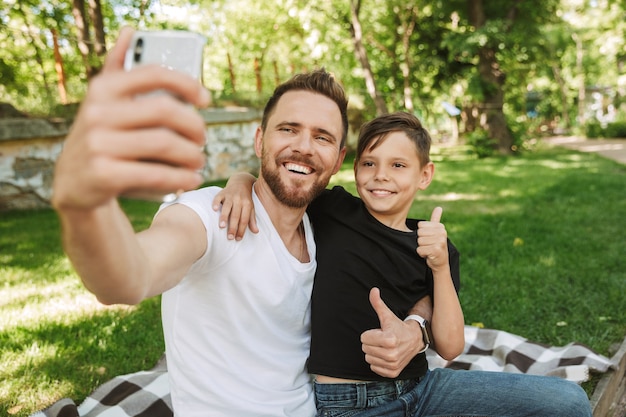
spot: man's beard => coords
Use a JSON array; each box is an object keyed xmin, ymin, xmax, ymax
[{"xmin": 260, "ymin": 151, "xmax": 330, "ymax": 208}]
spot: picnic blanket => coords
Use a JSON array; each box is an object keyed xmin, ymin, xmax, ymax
[{"xmin": 30, "ymin": 326, "xmax": 615, "ymax": 417}]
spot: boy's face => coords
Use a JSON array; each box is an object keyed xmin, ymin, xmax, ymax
[
  {"xmin": 354, "ymin": 131, "xmax": 433, "ymax": 229},
  {"xmin": 256, "ymin": 90, "xmax": 346, "ymax": 208}
]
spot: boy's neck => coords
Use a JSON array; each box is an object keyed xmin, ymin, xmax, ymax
[{"xmin": 366, "ymin": 207, "xmax": 412, "ymax": 232}]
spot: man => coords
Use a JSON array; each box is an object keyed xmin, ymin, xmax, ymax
[{"xmin": 52, "ymin": 28, "xmax": 425, "ymax": 416}]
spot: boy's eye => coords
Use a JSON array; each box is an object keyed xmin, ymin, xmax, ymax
[
  {"xmin": 362, "ymin": 161, "xmax": 374, "ymax": 167},
  {"xmin": 393, "ymin": 163, "xmax": 406, "ymax": 168}
]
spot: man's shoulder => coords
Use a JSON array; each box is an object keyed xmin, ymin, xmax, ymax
[{"xmin": 158, "ymin": 186, "xmax": 224, "ymax": 224}]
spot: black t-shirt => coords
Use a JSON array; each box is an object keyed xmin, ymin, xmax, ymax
[{"xmin": 306, "ymin": 186, "xmax": 460, "ymax": 381}]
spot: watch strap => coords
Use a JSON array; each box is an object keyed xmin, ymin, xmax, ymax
[{"xmin": 404, "ymin": 314, "xmax": 430, "ymax": 353}]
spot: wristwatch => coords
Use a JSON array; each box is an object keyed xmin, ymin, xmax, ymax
[{"xmin": 404, "ymin": 314, "xmax": 431, "ymax": 353}]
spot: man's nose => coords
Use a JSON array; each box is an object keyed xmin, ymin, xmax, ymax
[{"xmin": 292, "ymin": 132, "xmax": 314, "ymax": 154}]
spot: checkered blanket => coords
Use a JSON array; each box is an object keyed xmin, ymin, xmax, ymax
[
  {"xmin": 426, "ymin": 326, "xmax": 614, "ymax": 383},
  {"xmin": 30, "ymin": 326, "xmax": 614, "ymax": 417}
]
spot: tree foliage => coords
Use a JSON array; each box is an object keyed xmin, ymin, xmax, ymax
[{"xmin": 1, "ymin": 0, "xmax": 624, "ymax": 153}]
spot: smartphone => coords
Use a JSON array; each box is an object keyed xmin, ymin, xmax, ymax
[
  {"xmin": 124, "ymin": 30, "xmax": 205, "ymax": 81},
  {"xmin": 123, "ymin": 30, "xmax": 206, "ymax": 203}
]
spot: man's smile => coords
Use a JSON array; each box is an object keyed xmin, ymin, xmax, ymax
[{"xmin": 284, "ymin": 162, "xmax": 313, "ymax": 175}]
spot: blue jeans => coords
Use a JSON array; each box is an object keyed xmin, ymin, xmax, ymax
[{"xmin": 314, "ymin": 368, "xmax": 592, "ymax": 417}]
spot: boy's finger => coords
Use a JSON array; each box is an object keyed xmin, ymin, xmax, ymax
[
  {"xmin": 248, "ymin": 209, "xmax": 259, "ymax": 234},
  {"xmin": 430, "ymin": 206, "xmax": 443, "ymax": 223}
]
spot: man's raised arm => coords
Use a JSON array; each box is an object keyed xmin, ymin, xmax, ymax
[{"xmin": 52, "ymin": 27, "xmax": 210, "ymax": 305}]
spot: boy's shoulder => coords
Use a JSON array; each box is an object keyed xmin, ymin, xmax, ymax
[{"xmin": 309, "ymin": 186, "xmax": 360, "ymax": 214}]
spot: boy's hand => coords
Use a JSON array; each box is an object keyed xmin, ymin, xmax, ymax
[
  {"xmin": 213, "ymin": 173, "xmax": 258, "ymax": 240},
  {"xmin": 416, "ymin": 207, "xmax": 449, "ymax": 272},
  {"xmin": 361, "ymin": 288, "xmax": 423, "ymax": 378}
]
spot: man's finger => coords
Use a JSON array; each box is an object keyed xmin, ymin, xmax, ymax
[
  {"xmin": 102, "ymin": 26, "xmax": 135, "ymax": 72},
  {"xmin": 430, "ymin": 206, "xmax": 443, "ymax": 223}
]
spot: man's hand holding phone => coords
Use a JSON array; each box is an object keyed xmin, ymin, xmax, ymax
[{"xmin": 52, "ymin": 27, "xmax": 210, "ymax": 211}]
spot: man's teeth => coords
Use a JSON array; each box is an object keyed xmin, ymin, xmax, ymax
[{"xmin": 285, "ymin": 163, "xmax": 311, "ymax": 174}]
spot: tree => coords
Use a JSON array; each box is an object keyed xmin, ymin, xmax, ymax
[
  {"xmin": 467, "ymin": 0, "xmax": 513, "ymax": 154},
  {"xmin": 348, "ymin": 0, "xmax": 387, "ymax": 115},
  {"xmin": 442, "ymin": 0, "xmax": 560, "ymax": 154},
  {"xmin": 71, "ymin": 0, "xmax": 106, "ymax": 78}
]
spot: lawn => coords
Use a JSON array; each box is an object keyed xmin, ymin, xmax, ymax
[{"xmin": 1, "ymin": 143, "xmax": 625, "ymax": 416}]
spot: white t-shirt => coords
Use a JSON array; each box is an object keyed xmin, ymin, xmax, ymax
[{"xmin": 160, "ymin": 187, "xmax": 316, "ymax": 416}]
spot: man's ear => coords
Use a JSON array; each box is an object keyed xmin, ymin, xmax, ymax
[
  {"xmin": 332, "ymin": 147, "xmax": 347, "ymax": 175},
  {"xmin": 418, "ymin": 162, "xmax": 435, "ymax": 190},
  {"xmin": 254, "ymin": 126, "xmax": 263, "ymax": 158}
]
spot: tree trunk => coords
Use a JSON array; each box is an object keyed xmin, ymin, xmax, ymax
[
  {"xmin": 400, "ymin": 6, "xmax": 417, "ymax": 113},
  {"xmin": 551, "ymin": 64, "xmax": 571, "ymax": 129},
  {"xmin": 254, "ymin": 57, "xmax": 262, "ymax": 94},
  {"xmin": 227, "ymin": 52, "xmax": 237, "ymax": 93},
  {"xmin": 546, "ymin": 40, "xmax": 571, "ymax": 129},
  {"xmin": 51, "ymin": 28, "xmax": 68, "ymax": 105},
  {"xmin": 572, "ymin": 32, "xmax": 586, "ymax": 124},
  {"xmin": 272, "ymin": 60, "xmax": 280, "ymax": 87},
  {"xmin": 138, "ymin": 0, "xmax": 150, "ymax": 23},
  {"xmin": 461, "ymin": 104, "xmax": 479, "ymax": 133},
  {"xmin": 468, "ymin": 0, "xmax": 514, "ymax": 155},
  {"xmin": 88, "ymin": 0, "xmax": 106, "ymax": 56},
  {"xmin": 72, "ymin": 0, "xmax": 94, "ymax": 79},
  {"xmin": 349, "ymin": 0, "xmax": 388, "ymax": 115},
  {"xmin": 15, "ymin": 3, "xmax": 53, "ymax": 103}
]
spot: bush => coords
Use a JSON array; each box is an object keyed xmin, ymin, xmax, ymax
[
  {"xmin": 604, "ymin": 121, "xmax": 626, "ymax": 138},
  {"xmin": 585, "ymin": 121, "xmax": 626, "ymax": 138},
  {"xmin": 467, "ymin": 129, "xmax": 497, "ymax": 158},
  {"xmin": 585, "ymin": 121, "xmax": 603, "ymax": 138}
]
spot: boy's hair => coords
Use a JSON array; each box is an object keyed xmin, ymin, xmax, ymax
[
  {"xmin": 261, "ymin": 68, "xmax": 349, "ymax": 148},
  {"xmin": 356, "ymin": 111, "xmax": 432, "ymax": 167}
]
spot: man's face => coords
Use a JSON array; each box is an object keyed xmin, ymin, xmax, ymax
[{"xmin": 256, "ymin": 90, "xmax": 346, "ymax": 208}]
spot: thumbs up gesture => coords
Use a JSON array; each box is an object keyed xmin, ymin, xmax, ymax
[
  {"xmin": 360, "ymin": 288, "xmax": 425, "ymax": 378},
  {"xmin": 417, "ymin": 207, "xmax": 449, "ymax": 272}
]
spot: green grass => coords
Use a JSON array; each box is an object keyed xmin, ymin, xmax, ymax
[{"xmin": 1, "ymin": 145, "xmax": 625, "ymax": 415}]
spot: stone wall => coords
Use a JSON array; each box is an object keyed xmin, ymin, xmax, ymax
[{"xmin": 0, "ymin": 108, "xmax": 262, "ymax": 211}]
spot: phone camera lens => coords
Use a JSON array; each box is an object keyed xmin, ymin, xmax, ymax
[{"xmin": 133, "ymin": 37, "xmax": 144, "ymax": 63}]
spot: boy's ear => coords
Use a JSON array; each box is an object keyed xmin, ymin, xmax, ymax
[{"xmin": 418, "ymin": 162, "xmax": 435, "ymax": 190}]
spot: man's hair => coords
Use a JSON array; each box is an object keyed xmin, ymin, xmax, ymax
[
  {"xmin": 356, "ymin": 111, "xmax": 432, "ymax": 167},
  {"xmin": 261, "ymin": 68, "xmax": 349, "ymax": 148}
]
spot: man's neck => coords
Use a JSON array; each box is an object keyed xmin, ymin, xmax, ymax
[
  {"xmin": 253, "ymin": 180, "xmax": 307, "ymax": 236},
  {"xmin": 254, "ymin": 181, "xmax": 310, "ymax": 262}
]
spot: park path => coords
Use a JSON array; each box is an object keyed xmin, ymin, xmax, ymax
[{"xmin": 546, "ymin": 136, "xmax": 626, "ymax": 165}]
